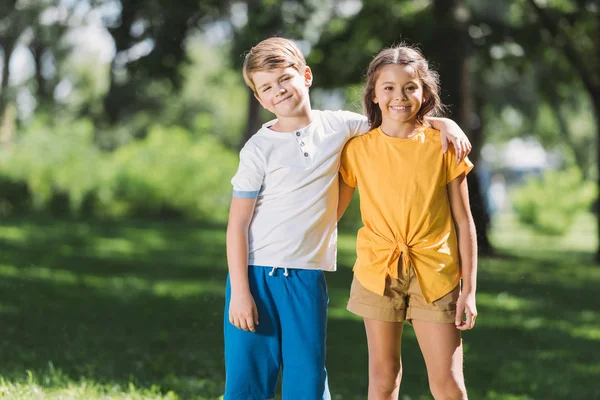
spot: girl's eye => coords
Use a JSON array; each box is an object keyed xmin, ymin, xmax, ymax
[
  {"xmin": 282, "ymin": 76, "xmax": 291, "ymax": 81},
  {"xmin": 406, "ymin": 86, "xmax": 416, "ymax": 91},
  {"xmin": 263, "ymin": 87, "xmax": 271, "ymax": 92},
  {"xmin": 384, "ymin": 86, "xmax": 393, "ymax": 91}
]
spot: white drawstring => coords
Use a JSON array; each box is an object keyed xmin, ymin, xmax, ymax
[{"xmin": 268, "ymin": 267, "xmax": 289, "ymax": 277}]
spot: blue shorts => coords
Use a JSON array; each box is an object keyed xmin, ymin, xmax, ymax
[{"xmin": 224, "ymin": 266, "xmax": 331, "ymax": 400}]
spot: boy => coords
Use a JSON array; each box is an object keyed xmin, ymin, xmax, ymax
[{"xmin": 224, "ymin": 37, "xmax": 471, "ymax": 400}]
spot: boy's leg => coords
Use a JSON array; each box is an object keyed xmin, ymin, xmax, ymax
[
  {"xmin": 412, "ymin": 321, "xmax": 466, "ymax": 400},
  {"xmin": 224, "ymin": 266, "xmax": 281, "ymax": 400},
  {"xmin": 364, "ymin": 318, "xmax": 404, "ymax": 400},
  {"xmin": 278, "ymin": 269, "xmax": 330, "ymax": 400}
]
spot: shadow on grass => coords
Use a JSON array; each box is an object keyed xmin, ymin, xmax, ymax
[
  {"xmin": 0, "ymin": 217, "xmax": 598, "ymax": 399},
  {"xmin": 0, "ymin": 217, "xmax": 228, "ymax": 399}
]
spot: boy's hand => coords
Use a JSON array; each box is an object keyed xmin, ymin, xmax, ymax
[
  {"xmin": 229, "ymin": 290, "xmax": 259, "ymax": 332},
  {"xmin": 455, "ymin": 291, "xmax": 477, "ymax": 330},
  {"xmin": 433, "ymin": 118, "xmax": 472, "ymax": 164}
]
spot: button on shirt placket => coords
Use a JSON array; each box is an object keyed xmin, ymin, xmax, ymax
[{"xmin": 296, "ymin": 131, "xmax": 310, "ymax": 159}]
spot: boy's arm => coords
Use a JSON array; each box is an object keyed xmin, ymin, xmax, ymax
[
  {"xmin": 226, "ymin": 197, "xmax": 259, "ymax": 332},
  {"xmin": 426, "ymin": 117, "xmax": 472, "ymax": 164},
  {"xmin": 337, "ymin": 174, "xmax": 356, "ymax": 221},
  {"xmin": 448, "ymin": 173, "xmax": 478, "ymax": 330}
]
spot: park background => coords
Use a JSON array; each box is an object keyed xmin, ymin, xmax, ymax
[{"xmin": 0, "ymin": 0, "xmax": 599, "ymax": 399}]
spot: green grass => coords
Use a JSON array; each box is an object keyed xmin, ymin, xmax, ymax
[{"xmin": 0, "ymin": 214, "xmax": 599, "ymax": 399}]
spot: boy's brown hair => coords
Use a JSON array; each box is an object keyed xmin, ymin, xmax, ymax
[
  {"xmin": 243, "ymin": 37, "xmax": 307, "ymax": 93},
  {"xmin": 363, "ymin": 44, "xmax": 445, "ymax": 129}
]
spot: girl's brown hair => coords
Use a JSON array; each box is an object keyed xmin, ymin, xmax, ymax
[{"xmin": 363, "ymin": 44, "xmax": 445, "ymax": 128}]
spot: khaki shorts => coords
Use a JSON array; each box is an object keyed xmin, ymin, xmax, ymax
[{"xmin": 347, "ymin": 266, "xmax": 459, "ymax": 324}]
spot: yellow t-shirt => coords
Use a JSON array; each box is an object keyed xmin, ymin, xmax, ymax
[{"xmin": 340, "ymin": 126, "xmax": 474, "ymax": 303}]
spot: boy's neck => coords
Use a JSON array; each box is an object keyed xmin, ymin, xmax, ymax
[
  {"xmin": 380, "ymin": 120, "xmax": 421, "ymax": 139},
  {"xmin": 270, "ymin": 110, "xmax": 313, "ymax": 133}
]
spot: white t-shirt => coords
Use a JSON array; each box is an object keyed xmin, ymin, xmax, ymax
[{"xmin": 231, "ymin": 110, "xmax": 369, "ymax": 271}]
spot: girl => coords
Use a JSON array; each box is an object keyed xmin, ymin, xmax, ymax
[{"xmin": 337, "ymin": 45, "xmax": 478, "ymax": 400}]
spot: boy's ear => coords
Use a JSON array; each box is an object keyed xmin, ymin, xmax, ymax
[{"xmin": 304, "ymin": 66, "xmax": 313, "ymax": 87}]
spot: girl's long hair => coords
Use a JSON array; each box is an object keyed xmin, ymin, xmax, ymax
[{"xmin": 363, "ymin": 44, "xmax": 446, "ymax": 129}]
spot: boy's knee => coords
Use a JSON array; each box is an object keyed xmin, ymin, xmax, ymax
[
  {"xmin": 369, "ymin": 359, "xmax": 402, "ymax": 395},
  {"xmin": 429, "ymin": 378, "xmax": 467, "ymax": 400}
]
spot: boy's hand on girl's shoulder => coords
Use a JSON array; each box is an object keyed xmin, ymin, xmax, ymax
[
  {"xmin": 432, "ymin": 117, "xmax": 472, "ymax": 164},
  {"xmin": 455, "ymin": 291, "xmax": 477, "ymax": 331},
  {"xmin": 229, "ymin": 291, "xmax": 259, "ymax": 332}
]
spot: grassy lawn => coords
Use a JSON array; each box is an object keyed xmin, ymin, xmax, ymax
[{"xmin": 0, "ymin": 213, "xmax": 599, "ymax": 399}]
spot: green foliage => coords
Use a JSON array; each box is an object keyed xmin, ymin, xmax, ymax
[
  {"xmin": 0, "ymin": 119, "xmax": 237, "ymax": 222},
  {"xmin": 511, "ymin": 168, "xmax": 596, "ymax": 236},
  {"xmin": 0, "ymin": 118, "xmax": 107, "ymax": 214},
  {"xmin": 112, "ymin": 125, "xmax": 237, "ymax": 221}
]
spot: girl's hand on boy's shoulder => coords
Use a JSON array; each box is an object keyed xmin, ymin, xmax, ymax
[
  {"xmin": 455, "ymin": 291, "xmax": 477, "ymax": 331},
  {"xmin": 229, "ymin": 290, "xmax": 259, "ymax": 332}
]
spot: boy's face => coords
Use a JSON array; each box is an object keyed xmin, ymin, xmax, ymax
[
  {"xmin": 373, "ymin": 64, "xmax": 424, "ymax": 125},
  {"xmin": 252, "ymin": 66, "xmax": 312, "ymax": 118}
]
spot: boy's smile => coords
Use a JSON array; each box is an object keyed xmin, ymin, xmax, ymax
[{"xmin": 252, "ymin": 66, "xmax": 313, "ymax": 126}]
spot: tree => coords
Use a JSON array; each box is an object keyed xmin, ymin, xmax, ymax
[
  {"xmin": 99, "ymin": 0, "xmax": 231, "ymax": 125},
  {"xmin": 311, "ymin": 0, "xmax": 495, "ymax": 253},
  {"xmin": 228, "ymin": 0, "xmax": 325, "ymax": 147},
  {"xmin": 523, "ymin": 0, "xmax": 600, "ymax": 259}
]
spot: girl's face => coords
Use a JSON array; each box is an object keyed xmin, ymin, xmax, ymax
[{"xmin": 373, "ymin": 64, "xmax": 424, "ymax": 126}]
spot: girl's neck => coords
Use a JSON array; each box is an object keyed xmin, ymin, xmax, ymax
[{"xmin": 379, "ymin": 119, "xmax": 421, "ymax": 139}]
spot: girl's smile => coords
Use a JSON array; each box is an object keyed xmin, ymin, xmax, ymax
[{"xmin": 373, "ymin": 64, "xmax": 425, "ymax": 138}]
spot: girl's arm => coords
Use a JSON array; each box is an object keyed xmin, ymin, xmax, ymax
[
  {"xmin": 337, "ymin": 174, "xmax": 356, "ymax": 221},
  {"xmin": 426, "ymin": 117, "xmax": 472, "ymax": 163},
  {"xmin": 448, "ymin": 173, "xmax": 478, "ymax": 330},
  {"xmin": 226, "ymin": 197, "xmax": 259, "ymax": 332}
]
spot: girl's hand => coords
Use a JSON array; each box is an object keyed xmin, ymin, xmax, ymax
[
  {"xmin": 229, "ymin": 290, "xmax": 259, "ymax": 332},
  {"xmin": 455, "ymin": 291, "xmax": 477, "ymax": 330}
]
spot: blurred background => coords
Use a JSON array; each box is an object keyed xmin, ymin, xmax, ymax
[{"xmin": 0, "ymin": 0, "xmax": 598, "ymax": 399}]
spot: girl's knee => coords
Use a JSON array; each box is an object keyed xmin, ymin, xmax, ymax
[
  {"xmin": 369, "ymin": 359, "xmax": 402, "ymax": 395},
  {"xmin": 429, "ymin": 378, "xmax": 467, "ymax": 400}
]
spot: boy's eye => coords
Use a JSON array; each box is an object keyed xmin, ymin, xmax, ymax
[
  {"xmin": 384, "ymin": 86, "xmax": 393, "ymax": 91},
  {"xmin": 281, "ymin": 76, "xmax": 291, "ymax": 81},
  {"xmin": 262, "ymin": 87, "xmax": 271, "ymax": 92}
]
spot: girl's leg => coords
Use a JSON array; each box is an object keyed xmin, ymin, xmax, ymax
[
  {"xmin": 412, "ymin": 320, "xmax": 467, "ymax": 400},
  {"xmin": 364, "ymin": 318, "xmax": 404, "ymax": 400}
]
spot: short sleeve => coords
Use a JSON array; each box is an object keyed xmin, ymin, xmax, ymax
[
  {"xmin": 337, "ymin": 110, "xmax": 370, "ymax": 139},
  {"xmin": 339, "ymin": 140, "xmax": 358, "ymax": 188},
  {"xmin": 231, "ymin": 142, "xmax": 265, "ymax": 198},
  {"xmin": 445, "ymin": 145, "xmax": 474, "ymax": 184}
]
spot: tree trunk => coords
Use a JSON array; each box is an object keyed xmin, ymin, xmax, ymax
[
  {"xmin": 103, "ymin": 0, "xmax": 139, "ymax": 125},
  {"xmin": 0, "ymin": 39, "xmax": 16, "ymax": 145},
  {"xmin": 591, "ymin": 91, "xmax": 600, "ymax": 263},
  {"xmin": 431, "ymin": 0, "xmax": 494, "ymax": 255},
  {"xmin": 0, "ymin": 40, "xmax": 14, "ymax": 118}
]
